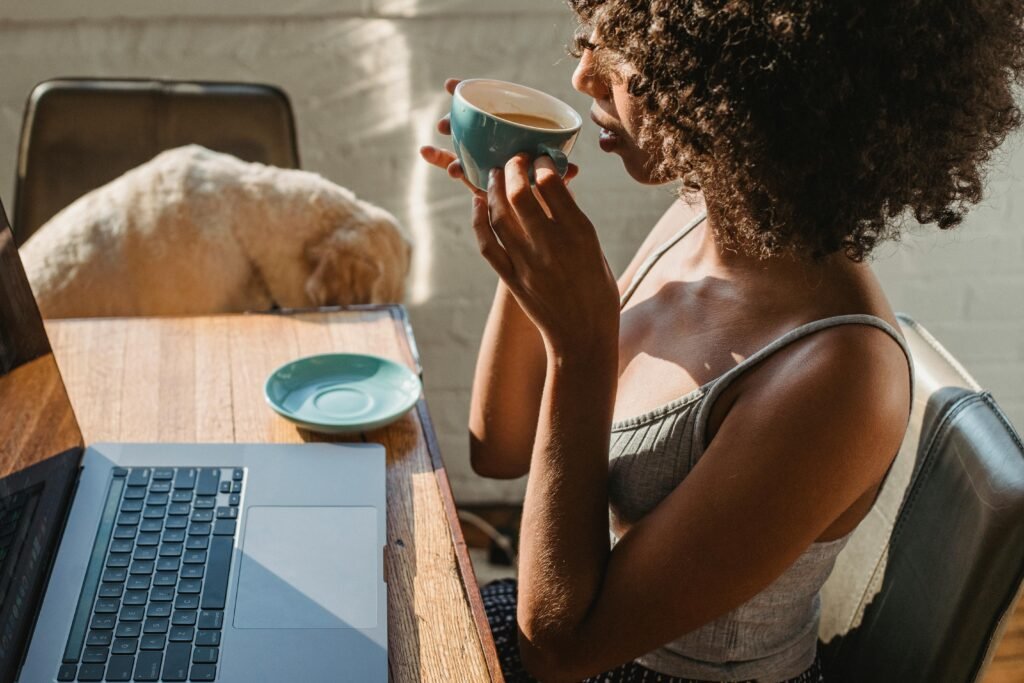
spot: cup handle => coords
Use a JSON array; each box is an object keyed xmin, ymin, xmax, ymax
[{"xmin": 536, "ymin": 144, "xmax": 569, "ymax": 177}]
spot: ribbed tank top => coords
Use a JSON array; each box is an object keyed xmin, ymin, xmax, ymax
[{"xmin": 610, "ymin": 211, "xmax": 913, "ymax": 682}]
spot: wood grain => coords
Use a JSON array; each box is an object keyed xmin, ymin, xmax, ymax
[
  {"xmin": 46, "ymin": 307, "xmax": 500, "ymax": 683},
  {"xmin": 983, "ymin": 601, "xmax": 1024, "ymax": 683}
]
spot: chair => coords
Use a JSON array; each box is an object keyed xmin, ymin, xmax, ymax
[
  {"xmin": 12, "ymin": 78, "xmax": 300, "ymax": 247},
  {"xmin": 819, "ymin": 313, "xmax": 1024, "ymax": 682}
]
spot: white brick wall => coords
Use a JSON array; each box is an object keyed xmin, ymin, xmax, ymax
[{"xmin": 1, "ymin": 4, "xmax": 1021, "ymax": 503}]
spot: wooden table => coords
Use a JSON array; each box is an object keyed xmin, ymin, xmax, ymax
[{"xmin": 46, "ymin": 305, "xmax": 502, "ymax": 682}]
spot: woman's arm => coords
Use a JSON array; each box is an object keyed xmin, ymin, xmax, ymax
[{"xmin": 468, "ymin": 281, "xmax": 547, "ymax": 478}]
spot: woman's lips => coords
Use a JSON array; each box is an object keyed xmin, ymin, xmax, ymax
[{"xmin": 591, "ymin": 112, "xmax": 622, "ymax": 152}]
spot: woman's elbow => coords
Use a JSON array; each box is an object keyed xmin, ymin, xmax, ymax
[
  {"xmin": 469, "ymin": 431, "xmax": 529, "ymax": 479},
  {"xmin": 518, "ymin": 633, "xmax": 588, "ymax": 683}
]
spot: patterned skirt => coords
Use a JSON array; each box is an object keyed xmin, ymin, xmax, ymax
[{"xmin": 481, "ymin": 579, "xmax": 825, "ymax": 683}]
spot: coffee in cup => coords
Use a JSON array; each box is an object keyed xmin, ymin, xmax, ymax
[{"xmin": 450, "ymin": 79, "xmax": 583, "ymax": 190}]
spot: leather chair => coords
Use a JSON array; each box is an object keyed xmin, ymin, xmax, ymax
[
  {"xmin": 819, "ymin": 313, "xmax": 1024, "ymax": 682},
  {"xmin": 12, "ymin": 78, "xmax": 300, "ymax": 247}
]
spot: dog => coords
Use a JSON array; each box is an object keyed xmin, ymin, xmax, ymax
[{"xmin": 21, "ymin": 145, "xmax": 411, "ymax": 318}]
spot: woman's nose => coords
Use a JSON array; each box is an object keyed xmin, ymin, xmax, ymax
[{"xmin": 572, "ymin": 50, "xmax": 610, "ymax": 100}]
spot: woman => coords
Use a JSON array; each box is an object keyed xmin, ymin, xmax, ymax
[{"xmin": 420, "ymin": 2, "xmax": 1024, "ymax": 681}]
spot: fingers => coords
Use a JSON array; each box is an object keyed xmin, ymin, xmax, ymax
[
  {"xmin": 532, "ymin": 156, "xmax": 588, "ymax": 224},
  {"xmin": 419, "ymin": 145, "xmax": 457, "ymax": 170},
  {"xmin": 564, "ymin": 163, "xmax": 580, "ymax": 183},
  {"xmin": 471, "ymin": 194, "xmax": 515, "ymax": 281},
  {"xmin": 444, "ymin": 78, "xmax": 461, "ymax": 95},
  {"xmin": 437, "ymin": 115, "xmax": 451, "ymax": 136},
  {"xmin": 503, "ymin": 155, "xmax": 549, "ymax": 228},
  {"xmin": 487, "ymin": 167, "xmax": 531, "ymax": 253}
]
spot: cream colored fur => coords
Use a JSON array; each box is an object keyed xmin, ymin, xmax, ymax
[{"xmin": 22, "ymin": 145, "xmax": 411, "ymax": 318}]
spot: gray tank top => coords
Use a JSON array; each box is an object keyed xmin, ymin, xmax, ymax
[{"xmin": 610, "ymin": 212, "xmax": 913, "ymax": 682}]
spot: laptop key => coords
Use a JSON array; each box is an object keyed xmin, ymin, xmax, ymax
[
  {"xmin": 163, "ymin": 529, "xmax": 186, "ymax": 544},
  {"xmin": 168, "ymin": 504, "xmax": 190, "ymax": 517},
  {"xmin": 111, "ymin": 638, "xmax": 138, "ymax": 655},
  {"xmin": 180, "ymin": 565, "xmax": 203, "ymax": 579},
  {"xmin": 190, "ymin": 510, "xmax": 213, "ymax": 523},
  {"xmin": 129, "ymin": 561, "xmax": 155, "ymax": 575},
  {"xmin": 123, "ymin": 590, "xmax": 148, "ymax": 606},
  {"xmin": 143, "ymin": 618, "xmax": 169, "ymax": 634},
  {"xmin": 142, "ymin": 506, "xmax": 166, "ymax": 520},
  {"xmin": 150, "ymin": 587, "xmax": 175, "ymax": 602},
  {"xmin": 191, "ymin": 648, "xmax": 217, "ymax": 664},
  {"xmin": 232, "ymin": 469, "xmax": 243, "ymax": 482},
  {"xmin": 128, "ymin": 569, "xmax": 155, "ymax": 587},
  {"xmin": 193, "ymin": 497, "xmax": 215, "ymax": 510},
  {"xmin": 139, "ymin": 519, "xmax": 163, "ymax": 533},
  {"xmin": 120, "ymin": 605, "xmax": 145, "ymax": 622},
  {"xmin": 103, "ymin": 568, "xmax": 127, "ymax": 583},
  {"xmin": 136, "ymin": 532, "xmax": 160, "ymax": 546},
  {"xmin": 228, "ymin": 494, "xmax": 240, "ymax": 507},
  {"xmin": 139, "ymin": 634, "xmax": 165, "ymax": 650},
  {"xmin": 127, "ymin": 468, "xmax": 151, "ymax": 487},
  {"xmin": 153, "ymin": 572, "xmax": 178, "ymax": 587},
  {"xmin": 183, "ymin": 550, "xmax": 207, "ymax": 564},
  {"xmin": 133, "ymin": 548, "xmax": 157, "ymax": 562},
  {"xmin": 161, "ymin": 643, "xmax": 191, "ymax": 681},
  {"xmin": 95, "ymin": 598, "xmax": 120, "ymax": 613},
  {"xmin": 148, "ymin": 481, "xmax": 171, "ymax": 494},
  {"xmin": 196, "ymin": 469, "xmax": 220, "ymax": 497},
  {"xmin": 169, "ymin": 626, "xmax": 194, "ymax": 642},
  {"xmin": 165, "ymin": 517, "xmax": 188, "ymax": 530},
  {"xmin": 113, "ymin": 527, "xmax": 137, "ymax": 540},
  {"xmin": 172, "ymin": 610, "xmax": 197, "ymax": 626},
  {"xmin": 194, "ymin": 631, "xmax": 219, "ymax": 647},
  {"xmin": 87, "ymin": 630, "xmax": 113, "ymax": 646},
  {"xmin": 120, "ymin": 499, "xmax": 144, "ymax": 513},
  {"xmin": 76, "ymin": 662, "xmax": 104, "ymax": 680},
  {"xmin": 160, "ymin": 543, "xmax": 183, "ymax": 557},
  {"xmin": 147, "ymin": 603, "xmax": 172, "ymax": 618},
  {"xmin": 171, "ymin": 490, "xmax": 194, "ymax": 503},
  {"xmin": 99, "ymin": 583, "xmax": 124, "ymax": 599},
  {"xmin": 188, "ymin": 663, "xmax": 216, "ymax": 682},
  {"xmin": 123, "ymin": 487, "xmax": 147, "ymax": 500},
  {"xmin": 111, "ymin": 539, "xmax": 134, "ymax": 553},
  {"xmin": 197, "ymin": 611, "xmax": 223, "ymax": 630},
  {"xmin": 57, "ymin": 663, "xmax": 78, "ymax": 680},
  {"xmin": 185, "ymin": 536, "xmax": 208, "ymax": 551},
  {"xmin": 105, "ymin": 654, "xmax": 134, "ymax": 681},
  {"xmin": 157, "ymin": 557, "xmax": 180, "ymax": 572},
  {"xmin": 115, "ymin": 622, "xmax": 141, "ymax": 638},
  {"xmin": 174, "ymin": 469, "xmax": 197, "ymax": 491},
  {"xmin": 212, "ymin": 519, "xmax": 236, "ymax": 536},
  {"xmin": 117, "ymin": 513, "xmax": 140, "ymax": 526},
  {"xmin": 133, "ymin": 651, "xmax": 161, "ymax": 681},
  {"xmin": 218, "ymin": 481, "xmax": 230, "ymax": 494},
  {"xmin": 215, "ymin": 507, "xmax": 237, "ymax": 520},
  {"xmin": 152, "ymin": 468, "xmax": 174, "ymax": 481},
  {"xmin": 91, "ymin": 615, "xmax": 116, "ymax": 630},
  {"xmin": 230, "ymin": 482, "xmax": 241, "ymax": 494},
  {"xmin": 106, "ymin": 555, "xmax": 130, "ymax": 569},
  {"xmin": 146, "ymin": 493, "xmax": 169, "ymax": 506},
  {"xmin": 200, "ymin": 538, "xmax": 230, "ymax": 610},
  {"xmin": 175, "ymin": 594, "xmax": 200, "ymax": 610},
  {"xmin": 177, "ymin": 579, "xmax": 202, "ymax": 594},
  {"xmin": 188, "ymin": 523, "xmax": 211, "ymax": 537},
  {"xmin": 83, "ymin": 646, "xmax": 110, "ymax": 663}
]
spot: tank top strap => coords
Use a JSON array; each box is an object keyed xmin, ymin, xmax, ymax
[
  {"xmin": 620, "ymin": 210, "xmax": 708, "ymax": 309},
  {"xmin": 691, "ymin": 314, "xmax": 915, "ymax": 459}
]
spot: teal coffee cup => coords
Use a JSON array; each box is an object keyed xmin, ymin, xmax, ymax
[{"xmin": 450, "ymin": 79, "xmax": 583, "ymax": 190}]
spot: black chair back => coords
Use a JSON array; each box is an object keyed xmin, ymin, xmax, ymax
[
  {"xmin": 13, "ymin": 78, "xmax": 300, "ymax": 246},
  {"xmin": 819, "ymin": 314, "xmax": 1024, "ymax": 682}
]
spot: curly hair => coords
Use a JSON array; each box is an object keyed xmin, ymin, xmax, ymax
[{"xmin": 568, "ymin": 0, "xmax": 1024, "ymax": 260}]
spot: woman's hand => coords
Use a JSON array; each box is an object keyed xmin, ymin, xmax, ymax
[
  {"xmin": 418, "ymin": 78, "xmax": 579, "ymax": 196},
  {"xmin": 472, "ymin": 153, "xmax": 619, "ymax": 359}
]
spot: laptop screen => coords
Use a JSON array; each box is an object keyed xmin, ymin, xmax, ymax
[{"xmin": 0, "ymin": 200, "xmax": 83, "ymax": 681}]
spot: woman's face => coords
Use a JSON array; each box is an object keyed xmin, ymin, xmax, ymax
[{"xmin": 571, "ymin": 34, "xmax": 662, "ymax": 184}]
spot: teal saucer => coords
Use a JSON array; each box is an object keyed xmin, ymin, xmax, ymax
[{"xmin": 264, "ymin": 353, "xmax": 422, "ymax": 434}]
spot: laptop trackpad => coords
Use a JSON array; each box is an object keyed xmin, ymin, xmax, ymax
[{"xmin": 234, "ymin": 506, "xmax": 378, "ymax": 629}]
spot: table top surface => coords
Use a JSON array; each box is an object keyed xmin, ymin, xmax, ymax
[{"xmin": 44, "ymin": 305, "xmax": 501, "ymax": 683}]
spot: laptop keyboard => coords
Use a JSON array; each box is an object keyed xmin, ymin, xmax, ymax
[{"xmin": 57, "ymin": 467, "xmax": 244, "ymax": 682}]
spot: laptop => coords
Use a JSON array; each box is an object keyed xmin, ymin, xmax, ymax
[{"xmin": 0, "ymin": 200, "xmax": 387, "ymax": 682}]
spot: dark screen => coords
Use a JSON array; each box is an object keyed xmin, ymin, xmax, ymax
[{"xmin": 0, "ymin": 198, "xmax": 83, "ymax": 681}]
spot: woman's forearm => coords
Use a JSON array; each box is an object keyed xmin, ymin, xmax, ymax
[
  {"xmin": 468, "ymin": 282, "xmax": 547, "ymax": 478},
  {"xmin": 517, "ymin": 344, "xmax": 618, "ymax": 664}
]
